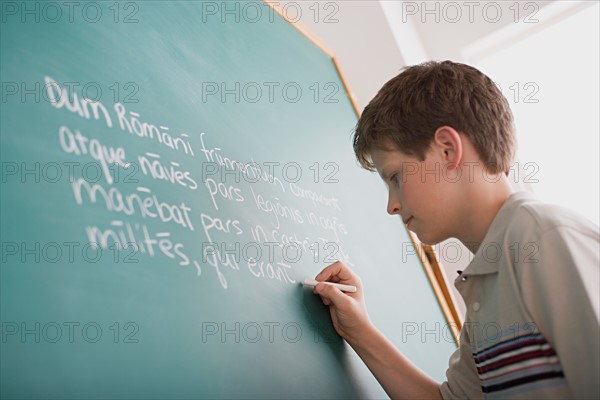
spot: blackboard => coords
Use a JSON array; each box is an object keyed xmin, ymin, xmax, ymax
[{"xmin": 0, "ymin": 2, "xmax": 457, "ymax": 398}]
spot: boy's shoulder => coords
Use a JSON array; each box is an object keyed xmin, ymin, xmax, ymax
[
  {"xmin": 494, "ymin": 191, "xmax": 598, "ymax": 243},
  {"xmin": 464, "ymin": 193, "xmax": 600, "ymax": 400},
  {"xmin": 471, "ymin": 191, "xmax": 599, "ymax": 273}
]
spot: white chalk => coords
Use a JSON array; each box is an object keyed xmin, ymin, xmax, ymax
[{"xmin": 303, "ymin": 278, "xmax": 357, "ymax": 293}]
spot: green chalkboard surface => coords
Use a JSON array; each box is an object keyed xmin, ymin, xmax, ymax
[{"xmin": 1, "ymin": 2, "xmax": 456, "ymax": 398}]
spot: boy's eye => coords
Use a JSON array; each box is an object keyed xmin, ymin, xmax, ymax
[{"xmin": 390, "ymin": 174, "xmax": 399, "ymax": 186}]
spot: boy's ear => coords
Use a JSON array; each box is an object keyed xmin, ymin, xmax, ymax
[{"xmin": 432, "ymin": 126, "xmax": 463, "ymax": 167}]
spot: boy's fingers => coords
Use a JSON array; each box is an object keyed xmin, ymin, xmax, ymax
[
  {"xmin": 315, "ymin": 261, "xmax": 356, "ymax": 283},
  {"xmin": 315, "ymin": 265, "xmax": 335, "ymax": 281},
  {"xmin": 315, "ymin": 282, "xmax": 351, "ymax": 308}
]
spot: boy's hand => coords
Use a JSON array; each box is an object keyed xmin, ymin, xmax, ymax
[
  {"xmin": 313, "ymin": 261, "xmax": 372, "ymax": 344},
  {"xmin": 315, "ymin": 262, "xmax": 443, "ymax": 400}
]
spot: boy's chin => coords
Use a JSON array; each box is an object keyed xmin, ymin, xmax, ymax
[{"xmin": 413, "ymin": 231, "xmax": 445, "ymax": 246}]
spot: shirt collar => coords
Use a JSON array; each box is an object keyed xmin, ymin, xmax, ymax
[{"xmin": 459, "ymin": 191, "xmax": 535, "ymax": 277}]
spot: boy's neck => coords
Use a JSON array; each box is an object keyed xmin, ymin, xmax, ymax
[{"xmin": 456, "ymin": 175, "xmax": 514, "ymax": 254}]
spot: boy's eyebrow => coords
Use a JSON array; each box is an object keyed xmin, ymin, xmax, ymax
[{"xmin": 380, "ymin": 168, "xmax": 390, "ymax": 181}]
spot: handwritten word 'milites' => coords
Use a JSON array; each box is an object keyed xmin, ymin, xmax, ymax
[
  {"xmin": 71, "ymin": 179, "xmax": 195, "ymax": 231},
  {"xmin": 85, "ymin": 220, "xmax": 200, "ymax": 275},
  {"xmin": 114, "ymin": 103, "xmax": 195, "ymax": 156},
  {"xmin": 45, "ymin": 76, "xmax": 112, "ymax": 128},
  {"xmin": 59, "ymin": 125, "xmax": 129, "ymax": 185}
]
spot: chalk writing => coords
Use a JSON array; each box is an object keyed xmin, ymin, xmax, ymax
[
  {"xmin": 45, "ymin": 76, "xmax": 113, "ymax": 128},
  {"xmin": 137, "ymin": 152, "xmax": 198, "ymax": 190},
  {"xmin": 72, "ymin": 179, "xmax": 195, "ymax": 231},
  {"xmin": 45, "ymin": 73, "xmax": 356, "ymax": 291},
  {"xmin": 59, "ymin": 125, "xmax": 129, "ymax": 184}
]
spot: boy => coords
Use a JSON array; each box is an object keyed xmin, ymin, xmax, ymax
[{"xmin": 313, "ymin": 61, "xmax": 599, "ymax": 399}]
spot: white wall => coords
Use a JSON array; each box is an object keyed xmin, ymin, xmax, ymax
[{"xmin": 278, "ymin": 0, "xmax": 406, "ymax": 109}]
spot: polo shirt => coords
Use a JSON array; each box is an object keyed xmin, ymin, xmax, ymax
[{"xmin": 440, "ymin": 191, "xmax": 599, "ymax": 399}]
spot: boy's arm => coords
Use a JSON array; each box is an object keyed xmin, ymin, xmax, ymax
[
  {"xmin": 314, "ymin": 262, "xmax": 442, "ymax": 400},
  {"xmin": 344, "ymin": 320, "xmax": 442, "ymax": 400},
  {"xmin": 519, "ymin": 225, "xmax": 600, "ymax": 399}
]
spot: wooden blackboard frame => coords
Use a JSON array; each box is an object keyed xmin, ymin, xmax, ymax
[{"xmin": 264, "ymin": 1, "xmax": 460, "ymax": 343}]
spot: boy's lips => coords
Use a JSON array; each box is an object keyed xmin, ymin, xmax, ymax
[{"xmin": 403, "ymin": 216, "xmax": 413, "ymax": 225}]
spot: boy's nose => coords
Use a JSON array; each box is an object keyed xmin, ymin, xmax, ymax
[{"xmin": 387, "ymin": 195, "xmax": 401, "ymax": 215}]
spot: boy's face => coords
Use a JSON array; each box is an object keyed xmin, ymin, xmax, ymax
[{"xmin": 370, "ymin": 146, "xmax": 455, "ymax": 245}]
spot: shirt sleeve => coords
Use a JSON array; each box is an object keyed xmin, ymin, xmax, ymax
[
  {"xmin": 518, "ymin": 225, "xmax": 600, "ymax": 399},
  {"xmin": 440, "ymin": 325, "xmax": 484, "ymax": 400}
]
